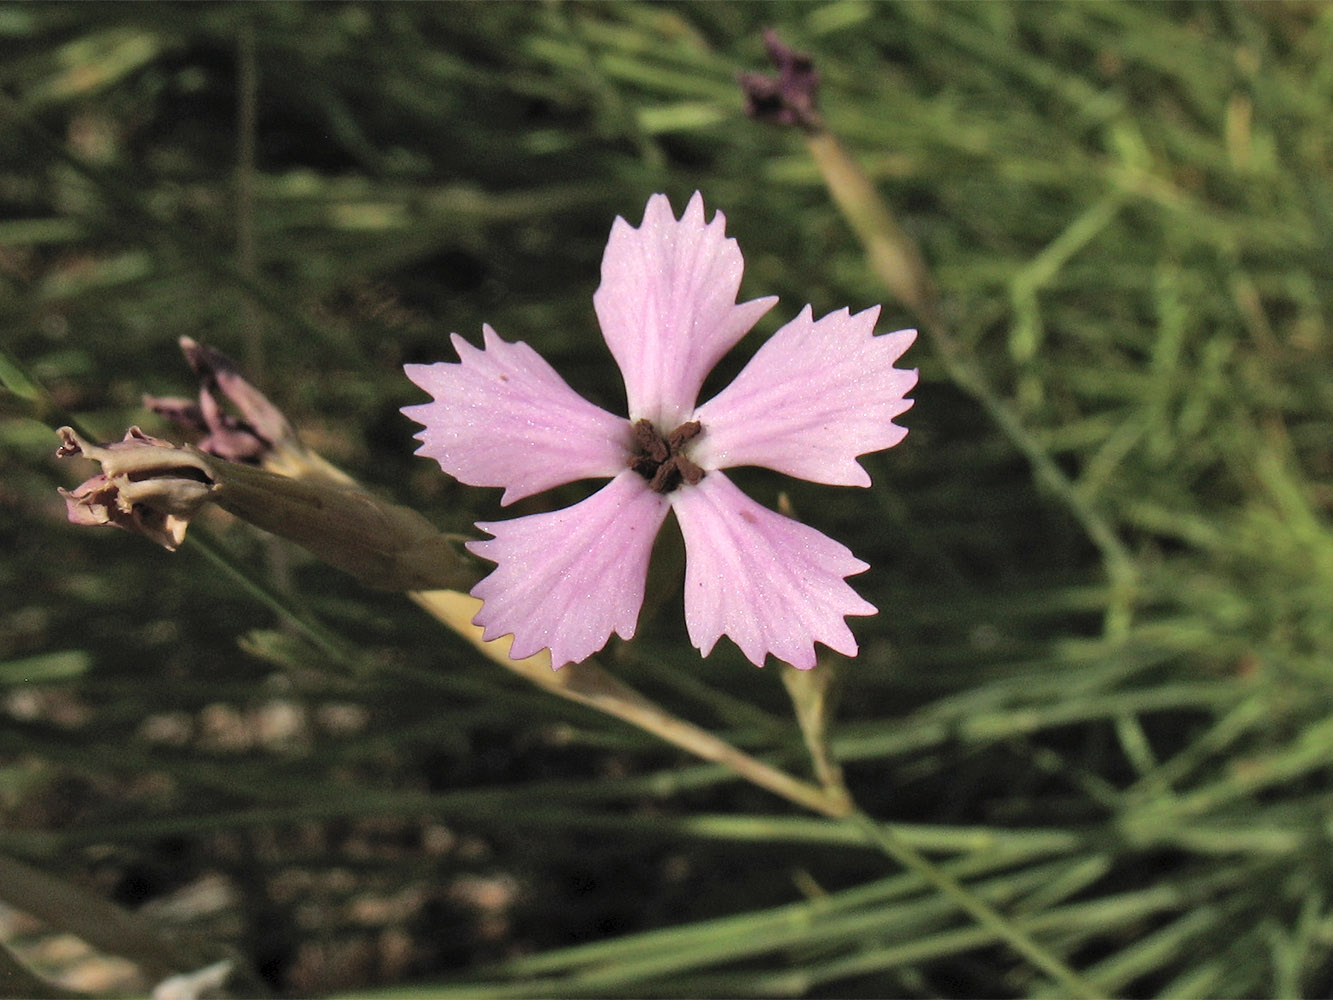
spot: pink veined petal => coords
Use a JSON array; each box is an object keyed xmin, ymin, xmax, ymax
[
  {"xmin": 593, "ymin": 192, "xmax": 777, "ymax": 429},
  {"xmin": 692, "ymin": 307, "xmax": 918, "ymax": 487},
  {"xmin": 467, "ymin": 471, "xmax": 670, "ymax": 667},
  {"xmin": 403, "ymin": 325, "xmax": 630, "ymax": 505},
  {"xmin": 670, "ymin": 472, "xmax": 876, "ymax": 670}
]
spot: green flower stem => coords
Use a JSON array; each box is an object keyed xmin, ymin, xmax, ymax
[
  {"xmin": 845, "ymin": 810, "xmax": 1107, "ymax": 999},
  {"xmin": 186, "ymin": 526, "xmax": 357, "ymax": 664},
  {"xmin": 416, "ymin": 590, "xmax": 1100, "ymax": 996},
  {"xmin": 781, "ymin": 659, "xmax": 852, "ymax": 808}
]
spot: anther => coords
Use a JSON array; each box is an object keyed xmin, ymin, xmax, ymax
[{"xmin": 629, "ymin": 419, "xmax": 705, "ymax": 494}]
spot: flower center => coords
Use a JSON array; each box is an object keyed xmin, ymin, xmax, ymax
[{"xmin": 629, "ymin": 419, "xmax": 705, "ymax": 494}]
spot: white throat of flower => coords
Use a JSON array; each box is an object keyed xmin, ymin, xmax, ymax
[{"xmin": 628, "ymin": 418, "xmax": 704, "ymax": 494}]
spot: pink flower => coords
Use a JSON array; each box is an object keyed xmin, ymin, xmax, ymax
[{"xmin": 403, "ymin": 193, "xmax": 917, "ymax": 669}]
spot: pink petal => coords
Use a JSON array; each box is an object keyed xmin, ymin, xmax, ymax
[
  {"xmin": 593, "ymin": 192, "xmax": 776, "ymax": 429},
  {"xmin": 467, "ymin": 472, "xmax": 670, "ymax": 667},
  {"xmin": 692, "ymin": 307, "xmax": 917, "ymax": 487},
  {"xmin": 671, "ymin": 472, "xmax": 875, "ymax": 669},
  {"xmin": 404, "ymin": 325, "xmax": 630, "ymax": 505}
]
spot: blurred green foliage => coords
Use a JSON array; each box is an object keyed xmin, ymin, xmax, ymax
[{"xmin": 4, "ymin": 1, "xmax": 1333, "ymax": 997}]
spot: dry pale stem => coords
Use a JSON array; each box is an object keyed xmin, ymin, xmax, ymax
[{"xmin": 411, "ymin": 590, "xmax": 853, "ymax": 818}]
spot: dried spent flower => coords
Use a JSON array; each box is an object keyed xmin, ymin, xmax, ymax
[
  {"xmin": 58, "ymin": 427, "xmax": 216, "ymax": 550},
  {"xmin": 404, "ymin": 193, "xmax": 916, "ymax": 669}
]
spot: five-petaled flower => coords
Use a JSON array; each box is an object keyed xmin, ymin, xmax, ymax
[{"xmin": 403, "ymin": 193, "xmax": 917, "ymax": 669}]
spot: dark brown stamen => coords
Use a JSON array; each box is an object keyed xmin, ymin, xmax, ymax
[
  {"xmin": 631, "ymin": 419, "xmax": 669, "ymax": 467},
  {"xmin": 630, "ymin": 419, "xmax": 705, "ymax": 494},
  {"xmin": 668, "ymin": 420, "xmax": 702, "ymax": 450}
]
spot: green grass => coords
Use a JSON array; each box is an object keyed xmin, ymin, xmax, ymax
[{"xmin": 3, "ymin": 2, "xmax": 1333, "ymax": 997}]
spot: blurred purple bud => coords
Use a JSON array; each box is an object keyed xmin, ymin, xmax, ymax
[{"xmin": 739, "ymin": 29, "xmax": 822, "ymax": 132}]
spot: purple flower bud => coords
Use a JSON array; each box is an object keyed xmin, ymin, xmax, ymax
[
  {"xmin": 739, "ymin": 29, "xmax": 823, "ymax": 133},
  {"xmin": 144, "ymin": 337, "xmax": 299, "ymax": 467}
]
